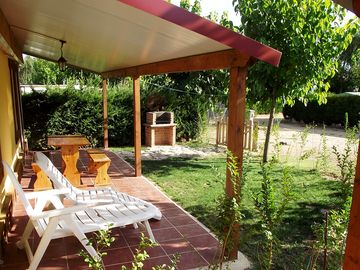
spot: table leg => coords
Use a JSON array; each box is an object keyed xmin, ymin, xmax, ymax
[
  {"xmin": 61, "ymin": 145, "xmax": 81, "ymax": 186},
  {"xmin": 94, "ymin": 161, "xmax": 111, "ymax": 186}
]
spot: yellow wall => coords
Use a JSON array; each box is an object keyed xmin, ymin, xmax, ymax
[{"xmin": 0, "ymin": 50, "xmax": 19, "ymax": 194}]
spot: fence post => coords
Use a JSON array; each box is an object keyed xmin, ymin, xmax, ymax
[
  {"xmin": 249, "ymin": 119, "xmax": 253, "ymax": 151},
  {"xmin": 244, "ymin": 122, "xmax": 248, "ymax": 150},
  {"xmin": 222, "ymin": 119, "xmax": 227, "ymax": 145},
  {"xmin": 252, "ymin": 122, "xmax": 258, "ymax": 151},
  {"xmin": 216, "ymin": 121, "xmax": 220, "ymax": 146}
]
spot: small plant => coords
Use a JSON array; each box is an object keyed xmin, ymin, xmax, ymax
[
  {"xmin": 332, "ymin": 144, "xmax": 355, "ymax": 201},
  {"xmin": 331, "ymin": 113, "xmax": 358, "ymax": 201},
  {"xmin": 316, "ymin": 125, "xmax": 329, "ymax": 173},
  {"xmin": 309, "ymin": 197, "xmax": 351, "ymax": 270},
  {"xmin": 80, "ymin": 228, "xmax": 179, "ymax": 270},
  {"xmin": 252, "ymin": 164, "xmax": 294, "ymax": 270},
  {"xmin": 284, "ymin": 133, "xmax": 297, "ymax": 163},
  {"xmin": 212, "ymin": 151, "xmax": 250, "ymax": 269},
  {"xmin": 298, "ymin": 124, "xmax": 315, "ymax": 166},
  {"xmin": 300, "ymin": 148, "xmax": 317, "ymax": 162},
  {"xmin": 344, "ymin": 112, "xmax": 360, "ymax": 147},
  {"xmin": 270, "ymin": 122, "xmax": 281, "ymax": 163},
  {"xmin": 122, "ymin": 233, "xmax": 179, "ymax": 270},
  {"xmin": 79, "ymin": 224, "xmax": 115, "ymax": 270}
]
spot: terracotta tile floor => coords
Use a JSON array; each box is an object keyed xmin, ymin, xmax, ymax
[{"xmin": 3, "ymin": 150, "xmax": 222, "ymax": 269}]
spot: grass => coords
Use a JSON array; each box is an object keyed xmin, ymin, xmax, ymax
[
  {"xmin": 140, "ymin": 153, "xmax": 344, "ymax": 269},
  {"xmin": 142, "ymin": 156, "xmax": 226, "ymax": 225},
  {"xmin": 109, "ymin": 146, "xmax": 147, "ymax": 152}
]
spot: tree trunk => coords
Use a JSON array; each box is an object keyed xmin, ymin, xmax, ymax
[{"xmin": 263, "ymin": 91, "xmax": 276, "ymax": 163}]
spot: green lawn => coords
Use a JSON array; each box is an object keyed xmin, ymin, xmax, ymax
[{"xmin": 140, "ymin": 154, "xmax": 344, "ymax": 269}]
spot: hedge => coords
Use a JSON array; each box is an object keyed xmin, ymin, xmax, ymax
[
  {"xmin": 22, "ymin": 84, "xmax": 209, "ymax": 150},
  {"xmin": 22, "ymin": 85, "xmax": 135, "ymax": 149},
  {"xmin": 282, "ymin": 93, "xmax": 360, "ymax": 126}
]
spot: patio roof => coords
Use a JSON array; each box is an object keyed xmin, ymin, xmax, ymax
[{"xmin": 0, "ymin": 0, "xmax": 281, "ymax": 75}]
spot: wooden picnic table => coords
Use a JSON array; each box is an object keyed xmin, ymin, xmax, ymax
[{"xmin": 48, "ymin": 135, "xmax": 90, "ymax": 186}]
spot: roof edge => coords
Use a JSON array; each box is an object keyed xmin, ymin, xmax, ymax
[
  {"xmin": 0, "ymin": 7, "xmax": 22, "ymax": 62},
  {"xmin": 354, "ymin": 0, "xmax": 360, "ymax": 17},
  {"xmin": 117, "ymin": 0, "xmax": 282, "ymax": 67}
]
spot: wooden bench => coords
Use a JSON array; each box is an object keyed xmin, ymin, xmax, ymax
[
  {"xmin": 32, "ymin": 163, "xmax": 52, "ymax": 190},
  {"xmin": 86, "ymin": 149, "xmax": 111, "ymax": 186}
]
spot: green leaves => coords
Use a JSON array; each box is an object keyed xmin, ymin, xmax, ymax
[
  {"xmin": 235, "ymin": 0, "xmax": 359, "ymax": 107},
  {"xmin": 19, "ymin": 56, "xmax": 102, "ymax": 86},
  {"xmin": 79, "ymin": 224, "xmax": 115, "ymax": 270},
  {"xmin": 252, "ymin": 163, "xmax": 294, "ymax": 269}
]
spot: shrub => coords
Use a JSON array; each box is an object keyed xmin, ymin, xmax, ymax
[
  {"xmin": 22, "ymin": 81, "xmax": 208, "ymax": 149},
  {"xmin": 283, "ymin": 93, "xmax": 360, "ymax": 126},
  {"xmin": 22, "ymin": 85, "xmax": 134, "ymax": 149}
]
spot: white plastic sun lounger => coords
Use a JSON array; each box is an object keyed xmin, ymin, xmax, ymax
[
  {"xmin": 2, "ymin": 161, "xmax": 156, "ymax": 270},
  {"xmin": 34, "ymin": 151, "xmax": 161, "ymax": 227}
]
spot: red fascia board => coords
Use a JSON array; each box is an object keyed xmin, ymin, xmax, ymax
[
  {"xmin": 354, "ymin": 0, "xmax": 360, "ymax": 17},
  {"xmin": 118, "ymin": 0, "xmax": 282, "ymax": 67}
]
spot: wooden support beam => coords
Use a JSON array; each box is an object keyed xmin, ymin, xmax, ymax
[
  {"xmin": 0, "ymin": 8, "xmax": 22, "ymax": 62},
  {"xmin": 225, "ymin": 66, "xmax": 248, "ymax": 260},
  {"xmin": 102, "ymin": 49, "xmax": 250, "ymax": 78},
  {"xmin": 343, "ymin": 140, "xmax": 360, "ymax": 269},
  {"xmin": 102, "ymin": 79, "xmax": 109, "ymax": 149},
  {"xmin": 133, "ymin": 76, "xmax": 142, "ymax": 177}
]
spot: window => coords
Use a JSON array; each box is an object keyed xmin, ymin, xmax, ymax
[{"xmin": 8, "ymin": 59, "xmax": 24, "ymax": 147}]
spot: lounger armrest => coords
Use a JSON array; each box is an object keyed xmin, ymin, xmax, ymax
[
  {"xmin": 30, "ymin": 201, "xmax": 110, "ymax": 220},
  {"xmin": 25, "ymin": 188, "xmax": 71, "ymax": 200}
]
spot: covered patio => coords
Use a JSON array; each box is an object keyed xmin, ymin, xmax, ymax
[
  {"xmin": 4, "ymin": 150, "xmax": 223, "ymax": 269},
  {"xmin": 0, "ymin": 0, "xmax": 281, "ymax": 268},
  {"xmin": 0, "ymin": 0, "xmax": 282, "ymax": 267}
]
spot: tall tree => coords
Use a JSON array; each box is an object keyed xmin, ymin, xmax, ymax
[
  {"xmin": 330, "ymin": 29, "xmax": 360, "ymax": 93},
  {"xmin": 233, "ymin": 0, "xmax": 359, "ymax": 162}
]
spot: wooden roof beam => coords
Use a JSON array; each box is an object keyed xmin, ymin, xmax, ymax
[
  {"xmin": 102, "ymin": 49, "xmax": 251, "ymax": 78},
  {"xmin": 0, "ymin": 8, "xmax": 22, "ymax": 62}
]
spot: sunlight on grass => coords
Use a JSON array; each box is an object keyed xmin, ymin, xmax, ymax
[{"xmin": 141, "ymin": 154, "xmax": 344, "ymax": 269}]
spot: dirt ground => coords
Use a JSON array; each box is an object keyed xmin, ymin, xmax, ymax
[
  {"xmin": 257, "ymin": 114, "xmax": 348, "ymax": 151},
  {"xmin": 206, "ymin": 114, "xmax": 356, "ymax": 166}
]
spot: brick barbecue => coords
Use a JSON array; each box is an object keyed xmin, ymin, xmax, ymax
[{"xmin": 144, "ymin": 111, "xmax": 176, "ymax": 147}]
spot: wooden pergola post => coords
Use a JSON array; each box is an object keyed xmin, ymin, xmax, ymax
[
  {"xmin": 226, "ymin": 66, "xmax": 248, "ymax": 259},
  {"xmin": 133, "ymin": 76, "xmax": 142, "ymax": 176},
  {"xmin": 102, "ymin": 78, "xmax": 109, "ymax": 149},
  {"xmin": 343, "ymin": 141, "xmax": 360, "ymax": 269}
]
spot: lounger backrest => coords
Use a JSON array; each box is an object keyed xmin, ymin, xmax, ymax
[
  {"xmin": 34, "ymin": 152, "xmax": 78, "ymax": 201},
  {"xmin": 2, "ymin": 161, "xmax": 34, "ymax": 216}
]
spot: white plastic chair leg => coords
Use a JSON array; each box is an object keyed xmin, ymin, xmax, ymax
[
  {"xmin": 28, "ymin": 217, "xmax": 59, "ymax": 270},
  {"xmin": 64, "ymin": 217, "xmax": 99, "ymax": 260},
  {"xmin": 17, "ymin": 220, "xmax": 34, "ymax": 249},
  {"xmin": 144, "ymin": 221, "xmax": 155, "ymax": 242}
]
